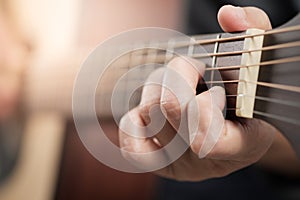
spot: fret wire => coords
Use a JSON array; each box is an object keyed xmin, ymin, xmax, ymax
[
  {"xmin": 146, "ymin": 40, "xmax": 159, "ymax": 64},
  {"xmin": 164, "ymin": 39, "xmax": 175, "ymax": 64},
  {"xmin": 139, "ymin": 46, "xmax": 145, "ymax": 83},
  {"xmin": 210, "ymin": 34, "xmax": 221, "ymax": 88},
  {"xmin": 187, "ymin": 37, "xmax": 195, "ymax": 57}
]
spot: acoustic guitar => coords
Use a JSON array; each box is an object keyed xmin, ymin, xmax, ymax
[
  {"xmin": 86, "ymin": 13, "xmax": 300, "ymax": 158},
  {"xmin": 0, "ymin": 11, "xmax": 299, "ymax": 200}
]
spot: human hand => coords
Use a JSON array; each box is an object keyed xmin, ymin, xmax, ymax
[{"xmin": 118, "ymin": 5, "xmax": 276, "ymax": 181}]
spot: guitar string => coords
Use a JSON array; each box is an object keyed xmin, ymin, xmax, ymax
[
  {"xmin": 146, "ymin": 40, "xmax": 300, "ymax": 59},
  {"xmin": 225, "ymin": 82, "xmax": 300, "ymax": 123},
  {"xmin": 182, "ymin": 25, "xmax": 300, "ymax": 46},
  {"xmin": 109, "ymin": 73, "xmax": 300, "ymax": 98},
  {"xmin": 204, "ymin": 79, "xmax": 300, "ymax": 93},
  {"xmin": 110, "ymin": 27, "xmax": 300, "ymax": 124},
  {"xmin": 205, "ymin": 56, "xmax": 300, "ymax": 71},
  {"xmin": 107, "ymin": 77, "xmax": 300, "ymax": 115},
  {"xmin": 252, "ymin": 110, "xmax": 299, "ymax": 126},
  {"xmin": 226, "ymin": 94, "xmax": 300, "ymax": 108},
  {"xmin": 120, "ymin": 42, "xmax": 300, "ymax": 72},
  {"xmin": 21, "ymin": 26, "xmax": 300, "ymax": 124},
  {"xmin": 106, "ymin": 54, "xmax": 300, "ymax": 107},
  {"xmin": 119, "ymin": 52, "xmax": 300, "ymax": 73},
  {"xmin": 225, "ymin": 108, "xmax": 299, "ymax": 126},
  {"xmin": 193, "ymin": 41, "xmax": 300, "ymax": 58},
  {"xmin": 115, "ymin": 41, "xmax": 300, "ymax": 95},
  {"xmin": 126, "ymin": 25, "xmax": 300, "ymax": 53},
  {"xmin": 183, "ymin": 39, "xmax": 297, "ymax": 123},
  {"xmin": 27, "ymin": 25, "xmax": 299, "ymax": 82}
]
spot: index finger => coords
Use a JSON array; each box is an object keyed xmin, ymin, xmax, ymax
[{"xmin": 160, "ymin": 56, "xmax": 206, "ymax": 128}]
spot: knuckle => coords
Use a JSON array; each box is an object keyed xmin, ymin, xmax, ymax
[
  {"xmin": 160, "ymin": 97, "xmax": 181, "ymax": 119},
  {"xmin": 139, "ymin": 102, "xmax": 152, "ymax": 115},
  {"xmin": 139, "ymin": 101, "xmax": 157, "ymax": 124},
  {"xmin": 161, "ymin": 96, "xmax": 179, "ymax": 111},
  {"xmin": 139, "ymin": 97, "xmax": 160, "ymax": 115}
]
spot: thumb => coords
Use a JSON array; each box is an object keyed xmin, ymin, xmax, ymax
[{"xmin": 217, "ymin": 5, "xmax": 272, "ymax": 32}]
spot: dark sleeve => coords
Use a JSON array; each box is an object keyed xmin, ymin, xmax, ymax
[{"xmin": 186, "ymin": 0, "xmax": 300, "ymax": 34}]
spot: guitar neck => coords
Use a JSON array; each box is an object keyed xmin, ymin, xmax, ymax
[
  {"xmin": 22, "ymin": 32, "xmax": 243, "ymax": 118},
  {"xmin": 22, "ymin": 26, "xmax": 299, "ymax": 120}
]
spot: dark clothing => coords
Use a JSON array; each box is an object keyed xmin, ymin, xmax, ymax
[{"xmin": 157, "ymin": 166, "xmax": 300, "ymax": 200}]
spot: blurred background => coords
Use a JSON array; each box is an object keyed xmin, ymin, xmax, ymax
[
  {"xmin": 0, "ymin": 1, "xmax": 183, "ymax": 199},
  {"xmin": 0, "ymin": 0, "xmax": 299, "ymax": 200}
]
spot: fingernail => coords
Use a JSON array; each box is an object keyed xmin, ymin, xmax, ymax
[{"xmin": 233, "ymin": 6, "xmax": 248, "ymax": 26}]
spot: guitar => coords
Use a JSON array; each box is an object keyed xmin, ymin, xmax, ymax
[
  {"xmin": 1, "ymin": 11, "xmax": 300, "ymax": 200},
  {"xmin": 81, "ymin": 13, "xmax": 300, "ymax": 159}
]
